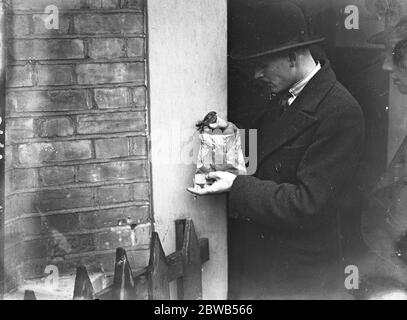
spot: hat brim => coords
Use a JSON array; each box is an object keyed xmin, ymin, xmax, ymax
[
  {"xmin": 230, "ymin": 37, "xmax": 325, "ymax": 60},
  {"xmin": 367, "ymin": 31, "xmax": 386, "ymax": 45}
]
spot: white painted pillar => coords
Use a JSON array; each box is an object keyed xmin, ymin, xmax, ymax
[{"xmin": 147, "ymin": 0, "xmax": 228, "ymax": 300}]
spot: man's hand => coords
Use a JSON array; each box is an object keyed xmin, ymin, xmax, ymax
[
  {"xmin": 208, "ymin": 116, "xmax": 229, "ymax": 130},
  {"xmin": 187, "ymin": 171, "xmax": 237, "ymax": 196}
]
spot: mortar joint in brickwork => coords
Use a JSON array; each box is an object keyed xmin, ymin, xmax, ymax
[
  {"xmin": 25, "ymin": 60, "xmax": 38, "ymax": 86},
  {"xmin": 8, "ymin": 178, "xmax": 150, "ymax": 196},
  {"xmin": 123, "ymin": 37, "xmax": 129, "ymax": 59},
  {"xmin": 83, "ymin": 39, "xmax": 90, "ymax": 59},
  {"xmin": 86, "ymin": 89, "xmax": 98, "ymax": 110},
  {"xmin": 71, "ymin": 64, "xmax": 79, "ymax": 87},
  {"xmin": 73, "ymin": 165, "xmax": 79, "ymax": 184},
  {"xmin": 90, "ymin": 140, "xmax": 97, "ymax": 160},
  {"xmin": 68, "ymin": 14, "xmax": 75, "ymax": 35},
  {"xmin": 127, "ymin": 86, "xmax": 133, "ymax": 107}
]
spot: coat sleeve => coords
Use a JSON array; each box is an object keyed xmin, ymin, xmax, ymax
[{"xmin": 229, "ymin": 105, "xmax": 365, "ymax": 230}]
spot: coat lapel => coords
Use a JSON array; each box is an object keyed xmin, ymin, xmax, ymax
[{"xmin": 256, "ymin": 60, "xmax": 337, "ymax": 167}]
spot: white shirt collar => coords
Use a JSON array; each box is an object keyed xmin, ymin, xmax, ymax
[{"xmin": 288, "ymin": 61, "xmax": 321, "ymax": 105}]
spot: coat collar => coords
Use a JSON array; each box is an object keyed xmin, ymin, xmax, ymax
[
  {"xmin": 290, "ymin": 59, "xmax": 337, "ymax": 114},
  {"xmin": 288, "ymin": 61, "xmax": 322, "ymax": 105},
  {"xmin": 256, "ymin": 59, "xmax": 337, "ymax": 167}
]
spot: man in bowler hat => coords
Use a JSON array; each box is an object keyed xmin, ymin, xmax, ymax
[
  {"xmin": 188, "ymin": 1, "xmax": 365, "ymax": 299},
  {"xmin": 353, "ymin": 36, "xmax": 407, "ymax": 298}
]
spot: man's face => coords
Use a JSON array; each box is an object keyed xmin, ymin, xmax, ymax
[
  {"xmin": 382, "ymin": 40, "xmax": 407, "ymax": 95},
  {"xmin": 253, "ymin": 54, "xmax": 295, "ymax": 94},
  {"xmin": 391, "ymin": 62, "xmax": 407, "ymax": 95}
]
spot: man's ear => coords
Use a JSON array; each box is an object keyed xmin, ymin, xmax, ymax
[{"xmin": 288, "ymin": 51, "xmax": 297, "ymax": 67}]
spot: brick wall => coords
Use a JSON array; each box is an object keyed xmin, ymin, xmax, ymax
[{"xmin": 4, "ymin": 0, "xmax": 152, "ymax": 293}]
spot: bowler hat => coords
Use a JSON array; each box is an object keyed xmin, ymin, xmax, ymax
[
  {"xmin": 367, "ymin": 16, "xmax": 407, "ymax": 46},
  {"xmin": 230, "ymin": 1, "xmax": 324, "ymax": 60}
]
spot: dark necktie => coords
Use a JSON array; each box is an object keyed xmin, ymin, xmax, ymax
[{"xmin": 277, "ymin": 90, "xmax": 293, "ymax": 116}]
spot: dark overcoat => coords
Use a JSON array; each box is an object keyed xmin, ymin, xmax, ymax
[{"xmin": 228, "ymin": 59, "xmax": 365, "ymax": 299}]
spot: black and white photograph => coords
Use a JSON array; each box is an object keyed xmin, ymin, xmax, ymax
[{"xmin": 1, "ymin": 0, "xmax": 407, "ymax": 304}]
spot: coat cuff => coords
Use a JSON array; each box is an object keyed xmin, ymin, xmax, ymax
[{"xmin": 229, "ymin": 174, "xmax": 255, "ymax": 219}]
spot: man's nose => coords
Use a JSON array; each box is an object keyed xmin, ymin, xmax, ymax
[{"xmin": 382, "ymin": 54, "xmax": 395, "ymax": 72}]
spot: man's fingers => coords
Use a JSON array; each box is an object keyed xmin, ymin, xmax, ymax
[
  {"xmin": 207, "ymin": 171, "xmax": 222, "ymax": 180},
  {"xmin": 209, "ymin": 117, "xmax": 228, "ymax": 129},
  {"xmin": 187, "ymin": 183, "xmax": 220, "ymax": 196},
  {"xmin": 187, "ymin": 187, "xmax": 211, "ymax": 196}
]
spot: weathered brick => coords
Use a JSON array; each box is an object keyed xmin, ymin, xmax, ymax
[
  {"xmin": 4, "ymin": 243, "xmax": 24, "ymax": 269},
  {"xmin": 77, "ymin": 112, "xmax": 145, "ymax": 134},
  {"xmin": 76, "ymin": 62, "xmax": 145, "ymax": 85},
  {"xmin": 134, "ymin": 223, "xmax": 151, "ymax": 245},
  {"xmin": 88, "ymin": 38, "xmax": 125, "ymax": 59},
  {"xmin": 78, "ymin": 160, "xmax": 148, "ymax": 183},
  {"xmin": 80, "ymin": 252, "xmax": 116, "ymax": 273},
  {"xmin": 95, "ymin": 223, "xmax": 150, "ymax": 251},
  {"xmin": 95, "ymin": 225, "xmax": 150, "ymax": 251},
  {"xmin": 43, "ymin": 213, "xmax": 80, "ymax": 234},
  {"xmin": 102, "ymin": 0, "xmax": 120, "ymax": 9},
  {"xmin": 7, "ymin": 90, "xmax": 88, "ymax": 113},
  {"xmin": 21, "ymin": 259, "xmax": 48, "ymax": 280},
  {"xmin": 127, "ymin": 38, "xmax": 144, "ymax": 58},
  {"xmin": 94, "ymin": 138, "xmax": 129, "ymax": 159},
  {"xmin": 126, "ymin": 249, "xmax": 149, "ymax": 270},
  {"xmin": 95, "ymin": 228, "xmax": 133, "ymax": 251},
  {"xmin": 7, "ymin": 65, "xmax": 33, "ymax": 88},
  {"xmin": 5, "ymin": 193, "xmax": 17, "ymax": 218},
  {"xmin": 6, "ymin": 118, "xmax": 35, "ymax": 140},
  {"xmin": 32, "ymin": 13, "xmax": 71, "ymax": 35},
  {"xmin": 3, "ymin": 277, "xmax": 17, "ymax": 295},
  {"xmin": 47, "ymin": 256, "xmax": 85, "ymax": 277},
  {"xmin": 133, "ymin": 182, "xmax": 150, "ymax": 200},
  {"xmin": 16, "ymin": 188, "xmax": 95, "ymax": 213},
  {"xmin": 8, "ymin": 193, "xmax": 34, "ymax": 215},
  {"xmin": 11, "ymin": 0, "xmax": 101, "ymax": 10},
  {"xmin": 84, "ymin": 0, "xmax": 104, "ymax": 9},
  {"xmin": 97, "ymin": 184, "xmax": 132, "ymax": 205},
  {"xmin": 129, "ymin": 136, "xmax": 147, "ymax": 156},
  {"xmin": 48, "ymin": 233, "xmax": 96, "ymax": 257},
  {"xmin": 4, "ymin": 197, "xmax": 15, "ymax": 221},
  {"xmin": 5, "ymin": 146, "xmax": 13, "ymax": 171},
  {"xmin": 126, "ymin": 0, "xmax": 144, "ymax": 10},
  {"xmin": 5, "ymin": 170, "xmax": 13, "ymax": 195},
  {"xmin": 80, "ymin": 206, "xmax": 150, "ymax": 230},
  {"xmin": 131, "ymin": 86, "xmax": 146, "ymax": 107},
  {"xmin": 9, "ymin": 15, "xmax": 30, "ymax": 38},
  {"xmin": 39, "ymin": 166, "xmax": 75, "ymax": 186},
  {"xmin": 4, "ymin": 244, "xmax": 24, "ymax": 289},
  {"xmin": 74, "ymin": 13, "xmax": 144, "ymax": 34},
  {"xmin": 38, "ymin": 117, "xmax": 74, "ymax": 138},
  {"xmin": 21, "ymin": 217, "xmax": 43, "ymax": 237},
  {"xmin": 14, "ymin": 168, "xmax": 37, "ymax": 190},
  {"xmin": 94, "ymin": 87, "xmax": 127, "ymax": 109},
  {"xmin": 37, "ymin": 64, "xmax": 75, "ymax": 86},
  {"xmin": 5, "ymin": 222, "xmax": 23, "ymax": 249},
  {"xmin": 24, "ymin": 239, "xmax": 47, "ymax": 260},
  {"xmin": 18, "ymin": 140, "xmax": 92, "ymax": 165},
  {"xmin": 7, "ymin": 194, "xmax": 32, "ymax": 216},
  {"xmin": 10, "ymin": 39, "xmax": 84, "ymax": 61}
]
